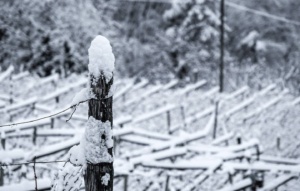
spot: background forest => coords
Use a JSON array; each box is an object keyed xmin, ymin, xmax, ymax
[{"xmin": 0, "ymin": 0, "xmax": 300, "ymax": 93}]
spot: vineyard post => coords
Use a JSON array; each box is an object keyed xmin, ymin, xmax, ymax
[
  {"xmin": 84, "ymin": 36, "xmax": 114, "ymax": 191},
  {"xmin": 55, "ymin": 96, "xmax": 59, "ymax": 104},
  {"xmin": 237, "ymin": 135, "xmax": 242, "ymax": 145},
  {"xmin": 123, "ymin": 175, "xmax": 128, "ymax": 191},
  {"xmin": 213, "ymin": 101, "xmax": 219, "ymax": 139},
  {"xmin": 9, "ymin": 74, "xmax": 13, "ymax": 105},
  {"xmin": 0, "ymin": 131, "xmax": 4, "ymax": 186},
  {"xmin": 0, "ymin": 164, "xmax": 3, "ymax": 186},
  {"xmin": 164, "ymin": 175, "xmax": 170, "ymax": 191},
  {"xmin": 0, "ymin": 132, "xmax": 5, "ymax": 150},
  {"xmin": 84, "ymin": 74, "xmax": 114, "ymax": 191},
  {"xmin": 166, "ymin": 111, "xmax": 171, "ymax": 134},
  {"xmin": 9, "ymin": 74, "xmax": 13, "ymax": 122},
  {"xmin": 51, "ymin": 118, "xmax": 54, "ymax": 129},
  {"xmin": 180, "ymin": 105, "xmax": 186, "ymax": 129},
  {"xmin": 276, "ymin": 137, "xmax": 281, "ymax": 150}
]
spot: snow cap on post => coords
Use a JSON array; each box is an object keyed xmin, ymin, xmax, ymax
[{"xmin": 88, "ymin": 35, "xmax": 115, "ymax": 81}]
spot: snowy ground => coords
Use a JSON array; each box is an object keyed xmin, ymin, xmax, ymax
[{"xmin": 0, "ymin": 69, "xmax": 299, "ymax": 190}]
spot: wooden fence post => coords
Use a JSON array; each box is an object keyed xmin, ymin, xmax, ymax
[
  {"xmin": 123, "ymin": 175, "xmax": 128, "ymax": 191},
  {"xmin": 0, "ymin": 163, "xmax": 3, "ymax": 186},
  {"xmin": 237, "ymin": 134, "xmax": 242, "ymax": 145},
  {"xmin": 33, "ymin": 126, "xmax": 37, "ymax": 145},
  {"xmin": 55, "ymin": 96, "xmax": 59, "ymax": 104},
  {"xmin": 213, "ymin": 101, "xmax": 219, "ymax": 139},
  {"xmin": 9, "ymin": 74, "xmax": 13, "ymax": 123},
  {"xmin": 1, "ymin": 131, "xmax": 5, "ymax": 150},
  {"xmin": 84, "ymin": 75, "xmax": 114, "ymax": 191},
  {"xmin": 84, "ymin": 36, "xmax": 114, "ymax": 191},
  {"xmin": 51, "ymin": 118, "xmax": 55, "ymax": 129},
  {"xmin": 166, "ymin": 111, "xmax": 171, "ymax": 134},
  {"xmin": 180, "ymin": 105, "xmax": 186, "ymax": 129},
  {"xmin": 276, "ymin": 137, "xmax": 281, "ymax": 150},
  {"xmin": 0, "ymin": 131, "xmax": 4, "ymax": 186},
  {"xmin": 9, "ymin": 74, "xmax": 13, "ymax": 105},
  {"xmin": 164, "ymin": 175, "xmax": 170, "ymax": 191}
]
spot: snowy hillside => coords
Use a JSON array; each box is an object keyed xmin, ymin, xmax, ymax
[{"xmin": 0, "ymin": 67, "xmax": 299, "ymax": 191}]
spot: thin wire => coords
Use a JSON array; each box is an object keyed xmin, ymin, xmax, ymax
[
  {"xmin": 33, "ymin": 157, "xmax": 37, "ymax": 191},
  {"xmin": 0, "ymin": 96, "xmax": 112, "ymax": 128},
  {"xmin": 0, "ymin": 160, "xmax": 69, "ymax": 167},
  {"xmin": 0, "ymin": 107, "xmax": 71, "ymax": 128},
  {"xmin": 225, "ymin": 1, "xmax": 300, "ymax": 26},
  {"xmin": 122, "ymin": 0, "xmax": 300, "ymax": 27}
]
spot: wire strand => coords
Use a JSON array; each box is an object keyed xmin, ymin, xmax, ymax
[
  {"xmin": 0, "ymin": 107, "xmax": 71, "ymax": 128},
  {"xmin": 225, "ymin": 1, "xmax": 300, "ymax": 26},
  {"xmin": 0, "ymin": 160, "xmax": 69, "ymax": 167},
  {"xmin": 122, "ymin": 0, "xmax": 300, "ymax": 26},
  {"xmin": 0, "ymin": 96, "xmax": 112, "ymax": 128}
]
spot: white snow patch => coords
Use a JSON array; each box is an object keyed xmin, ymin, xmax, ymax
[
  {"xmin": 69, "ymin": 138, "xmax": 86, "ymax": 166},
  {"xmin": 88, "ymin": 35, "xmax": 115, "ymax": 82},
  {"xmin": 240, "ymin": 30, "xmax": 259, "ymax": 47},
  {"xmin": 101, "ymin": 173, "xmax": 110, "ymax": 186},
  {"xmin": 84, "ymin": 117, "xmax": 113, "ymax": 163},
  {"xmin": 255, "ymin": 40, "xmax": 266, "ymax": 51}
]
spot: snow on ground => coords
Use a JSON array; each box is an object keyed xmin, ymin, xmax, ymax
[{"xmin": 0, "ymin": 71, "xmax": 299, "ymax": 190}]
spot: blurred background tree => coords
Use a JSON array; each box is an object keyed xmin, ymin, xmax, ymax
[{"xmin": 0, "ymin": 0, "xmax": 299, "ymax": 93}]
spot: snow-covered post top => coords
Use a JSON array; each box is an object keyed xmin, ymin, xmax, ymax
[
  {"xmin": 88, "ymin": 35, "xmax": 115, "ymax": 83},
  {"xmin": 85, "ymin": 35, "xmax": 115, "ymax": 191}
]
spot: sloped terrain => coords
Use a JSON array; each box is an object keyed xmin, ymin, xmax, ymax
[{"xmin": 0, "ymin": 68, "xmax": 299, "ymax": 190}]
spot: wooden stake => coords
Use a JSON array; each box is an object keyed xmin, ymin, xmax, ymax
[
  {"xmin": 0, "ymin": 134, "xmax": 5, "ymax": 150},
  {"xmin": 33, "ymin": 157, "xmax": 37, "ymax": 191},
  {"xmin": 219, "ymin": 0, "xmax": 225, "ymax": 92},
  {"xmin": 180, "ymin": 106, "xmax": 186, "ymax": 129},
  {"xmin": 123, "ymin": 175, "xmax": 128, "ymax": 191},
  {"xmin": 164, "ymin": 175, "xmax": 170, "ymax": 191},
  {"xmin": 0, "ymin": 163, "xmax": 3, "ymax": 186},
  {"xmin": 213, "ymin": 101, "xmax": 219, "ymax": 139},
  {"xmin": 84, "ymin": 75, "xmax": 114, "ymax": 191},
  {"xmin": 33, "ymin": 127, "xmax": 37, "ymax": 145},
  {"xmin": 276, "ymin": 137, "xmax": 281, "ymax": 150},
  {"xmin": 166, "ymin": 111, "xmax": 171, "ymax": 135}
]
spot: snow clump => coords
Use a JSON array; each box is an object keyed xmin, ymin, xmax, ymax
[
  {"xmin": 84, "ymin": 117, "xmax": 113, "ymax": 163},
  {"xmin": 88, "ymin": 35, "xmax": 115, "ymax": 82},
  {"xmin": 101, "ymin": 173, "xmax": 110, "ymax": 186}
]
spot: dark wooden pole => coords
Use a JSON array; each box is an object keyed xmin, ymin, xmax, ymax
[
  {"xmin": 219, "ymin": 0, "xmax": 225, "ymax": 93},
  {"xmin": 166, "ymin": 111, "xmax": 171, "ymax": 135},
  {"xmin": 214, "ymin": 0, "xmax": 225, "ymax": 140},
  {"xmin": 0, "ymin": 164, "xmax": 3, "ymax": 186},
  {"xmin": 84, "ymin": 74, "xmax": 114, "ymax": 191},
  {"xmin": 213, "ymin": 101, "xmax": 219, "ymax": 139}
]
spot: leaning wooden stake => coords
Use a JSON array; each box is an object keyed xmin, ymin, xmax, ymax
[{"xmin": 84, "ymin": 36, "xmax": 115, "ymax": 191}]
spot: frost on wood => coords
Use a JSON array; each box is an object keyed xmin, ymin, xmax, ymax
[
  {"xmin": 88, "ymin": 35, "xmax": 115, "ymax": 82},
  {"xmin": 84, "ymin": 116, "xmax": 113, "ymax": 164},
  {"xmin": 101, "ymin": 173, "xmax": 110, "ymax": 186}
]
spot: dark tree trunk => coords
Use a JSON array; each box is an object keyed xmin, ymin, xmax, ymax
[{"xmin": 84, "ymin": 75, "xmax": 114, "ymax": 191}]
